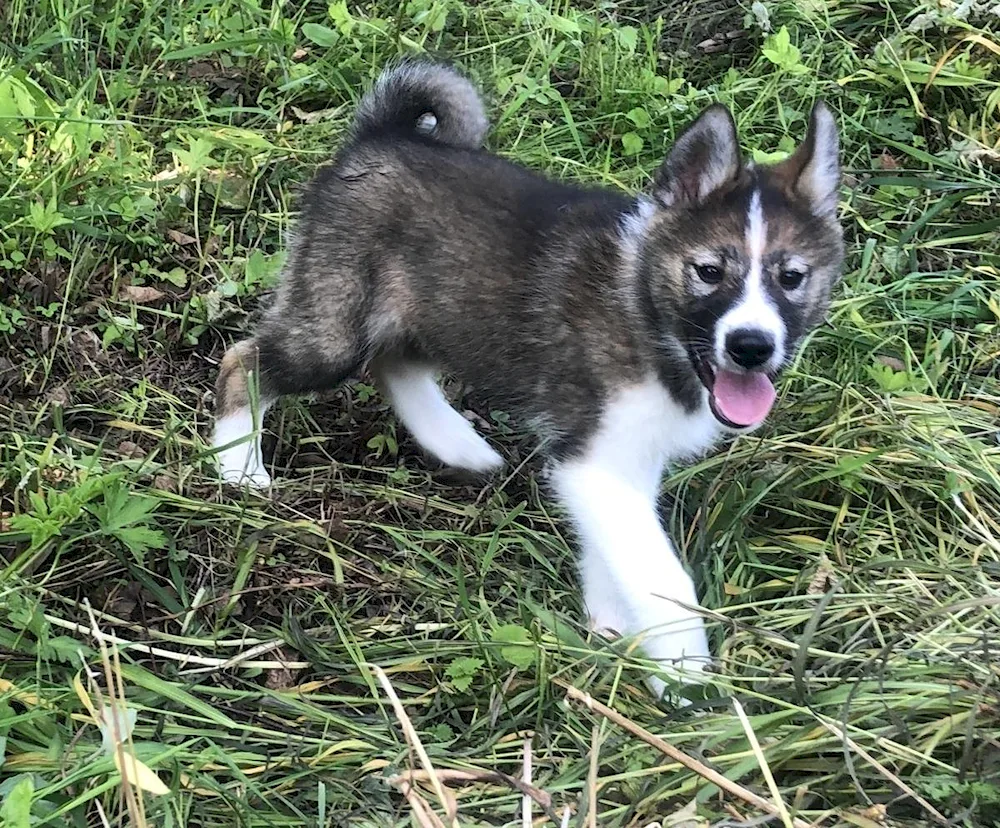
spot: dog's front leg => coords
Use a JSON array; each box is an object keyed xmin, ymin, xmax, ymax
[{"xmin": 550, "ymin": 459, "xmax": 710, "ymax": 691}]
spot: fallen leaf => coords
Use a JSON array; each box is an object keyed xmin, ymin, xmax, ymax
[
  {"xmin": 840, "ymin": 810, "xmax": 886, "ymax": 828},
  {"xmin": 87, "ymin": 697, "xmax": 172, "ymax": 796},
  {"xmin": 47, "ymin": 385, "xmax": 70, "ymax": 407},
  {"xmin": 186, "ymin": 61, "xmax": 217, "ymax": 79},
  {"xmin": 461, "ymin": 409, "xmax": 492, "ymax": 430},
  {"xmin": 113, "ymin": 751, "xmax": 171, "ymax": 796},
  {"xmin": 153, "ymin": 475, "xmax": 176, "ymax": 493},
  {"xmin": 99, "ymin": 585, "xmax": 138, "ymax": 620},
  {"xmin": 860, "ymin": 804, "xmax": 887, "ymax": 821},
  {"xmin": 41, "ymin": 467, "xmax": 66, "ymax": 483},
  {"xmin": 291, "ymin": 105, "xmax": 340, "ymax": 124},
  {"xmin": 807, "ymin": 554, "xmax": 836, "ymax": 595},
  {"xmin": 72, "ymin": 672, "xmax": 99, "ymax": 720},
  {"xmin": 655, "ymin": 800, "xmax": 708, "ymax": 828},
  {"xmin": 0, "ymin": 679, "xmax": 43, "ymax": 708},
  {"xmin": 287, "ymin": 679, "xmax": 330, "ymax": 694},
  {"xmin": 120, "ymin": 285, "xmax": 166, "ymax": 304},
  {"xmin": 69, "ymin": 328, "xmax": 102, "ymax": 361},
  {"xmin": 878, "ymin": 151, "xmax": 899, "ymax": 170},
  {"xmin": 876, "ymin": 354, "xmax": 905, "ymax": 371},
  {"xmin": 265, "ymin": 647, "xmax": 304, "ymax": 691},
  {"xmin": 166, "ymin": 228, "xmax": 197, "ymax": 245},
  {"xmin": 117, "ymin": 440, "xmax": 145, "ymax": 459},
  {"xmin": 152, "ymin": 167, "xmax": 180, "ymax": 182},
  {"xmin": 99, "ymin": 703, "xmax": 138, "ymax": 755}
]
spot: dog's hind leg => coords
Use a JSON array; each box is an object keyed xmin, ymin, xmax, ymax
[
  {"xmin": 213, "ymin": 332, "xmax": 361, "ymax": 488},
  {"xmin": 374, "ymin": 359, "xmax": 503, "ymax": 473},
  {"xmin": 214, "ymin": 339, "xmax": 275, "ymax": 488}
]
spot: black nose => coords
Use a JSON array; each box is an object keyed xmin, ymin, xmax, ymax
[{"xmin": 725, "ymin": 329, "xmax": 775, "ymax": 369}]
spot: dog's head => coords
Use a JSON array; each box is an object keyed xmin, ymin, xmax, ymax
[{"xmin": 639, "ymin": 103, "xmax": 844, "ymax": 430}]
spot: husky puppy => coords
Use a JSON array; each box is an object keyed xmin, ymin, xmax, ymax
[{"xmin": 213, "ymin": 60, "xmax": 844, "ymax": 689}]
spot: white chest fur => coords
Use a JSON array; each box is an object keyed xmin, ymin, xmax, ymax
[{"xmin": 588, "ymin": 378, "xmax": 722, "ymax": 494}]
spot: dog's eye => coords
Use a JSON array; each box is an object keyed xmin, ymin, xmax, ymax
[
  {"xmin": 778, "ymin": 269, "xmax": 806, "ymax": 290},
  {"xmin": 695, "ymin": 264, "xmax": 724, "ymax": 284}
]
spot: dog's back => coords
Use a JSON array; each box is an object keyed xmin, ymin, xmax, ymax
[{"xmin": 249, "ymin": 64, "xmax": 642, "ymax": 436}]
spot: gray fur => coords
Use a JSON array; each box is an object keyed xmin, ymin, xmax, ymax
[
  {"xmin": 654, "ymin": 104, "xmax": 740, "ymax": 206},
  {"xmin": 352, "ymin": 60, "xmax": 489, "ymax": 148}
]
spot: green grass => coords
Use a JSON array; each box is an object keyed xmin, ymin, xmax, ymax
[{"xmin": 1, "ymin": 0, "xmax": 999, "ymax": 825}]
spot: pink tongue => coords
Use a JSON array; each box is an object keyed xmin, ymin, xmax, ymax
[{"xmin": 713, "ymin": 370, "xmax": 777, "ymax": 426}]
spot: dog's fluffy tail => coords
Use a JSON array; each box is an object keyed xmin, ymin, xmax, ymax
[{"xmin": 352, "ymin": 60, "xmax": 488, "ymax": 148}]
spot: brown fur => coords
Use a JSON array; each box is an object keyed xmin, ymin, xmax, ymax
[{"xmin": 215, "ymin": 339, "xmax": 261, "ymax": 418}]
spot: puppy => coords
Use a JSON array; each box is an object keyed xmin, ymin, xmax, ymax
[{"xmin": 213, "ymin": 60, "xmax": 844, "ymax": 691}]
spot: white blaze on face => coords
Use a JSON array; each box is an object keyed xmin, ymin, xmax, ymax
[
  {"xmin": 714, "ymin": 189, "xmax": 786, "ymax": 369},
  {"xmin": 706, "ymin": 188, "xmax": 783, "ymax": 429}
]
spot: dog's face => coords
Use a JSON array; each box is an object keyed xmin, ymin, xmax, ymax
[{"xmin": 641, "ymin": 104, "xmax": 844, "ymax": 430}]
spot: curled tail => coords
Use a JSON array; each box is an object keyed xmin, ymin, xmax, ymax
[{"xmin": 352, "ymin": 59, "xmax": 489, "ymax": 149}]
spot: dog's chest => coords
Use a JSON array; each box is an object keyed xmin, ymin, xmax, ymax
[{"xmin": 587, "ymin": 378, "xmax": 722, "ymax": 491}]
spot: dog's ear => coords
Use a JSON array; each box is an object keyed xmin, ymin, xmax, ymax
[
  {"xmin": 771, "ymin": 101, "xmax": 840, "ymax": 217},
  {"xmin": 654, "ymin": 105, "xmax": 741, "ymax": 207}
]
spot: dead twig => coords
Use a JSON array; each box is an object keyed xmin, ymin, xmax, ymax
[
  {"xmin": 563, "ymin": 685, "xmax": 813, "ymax": 828},
  {"xmin": 587, "ymin": 725, "xmax": 600, "ymax": 828},
  {"xmin": 372, "ymin": 664, "xmax": 459, "ymax": 828},
  {"xmin": 523, "ymin": 737, "xmax": 533, "ymax": 828},
  {"xmin": 816, "ymin": 718, "xmax": 949, "ymax": 825},
  {"xmin": 397, "ymin": 780, "xmax": 448, "ymax": 828},
  {"xmin": 732, "ymin": 698, "xmax": 795, "ymax": 828},
  {"xmin": 389, "ymin": 768, "xmax": 562, "ymax": 823}
]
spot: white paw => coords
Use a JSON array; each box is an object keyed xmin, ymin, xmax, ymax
[
  {"xmin": 642, "ymin": 634, "xmax": 710, "ymax": 704},
  {"xmin": 588, "ymin": 616, "xmax": 623, "ymax": 639},
  {"xmin": 632, "ymin": 601, "xmax": 712, "ymax": 694},
  {"xmin": 213, "ymin": 410, "xmax": 271, "ymax": 489},
  {"xmin": 641, "ymin": 625, "xmax": 711, "ymax": 665},
  {"xmin": 432, "ymin": 427, "xmax": 503, "ymax": 473},
  {"xmin": 585, "ymin": 593, "xmax": 629, "ymax": 639},
  {"xmin": 641, "ymin": 627, "xmax": 711, "ymax": 671},
  {"xmin": 220, "ymin": 463, "xmax": 272, "ymax": 489},
  {"xmin": 646, "ymin": 670, "xmax": 705, "ymax": 705},
  {"xmin": 378, "ymin": 364, "xmax": 503, "ymax": 474},
  {"xmin": 217, "ymin": 442, "xmax": 272, "ymax": 488}
]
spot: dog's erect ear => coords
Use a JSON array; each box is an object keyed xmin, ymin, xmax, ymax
[
  {"xmin": 772, "ymin": 101, "xmax": 840, "ymax": 217},
  {"xmin": 654, "ymin": 105, "xmax": 741, "ymax": 208}
]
